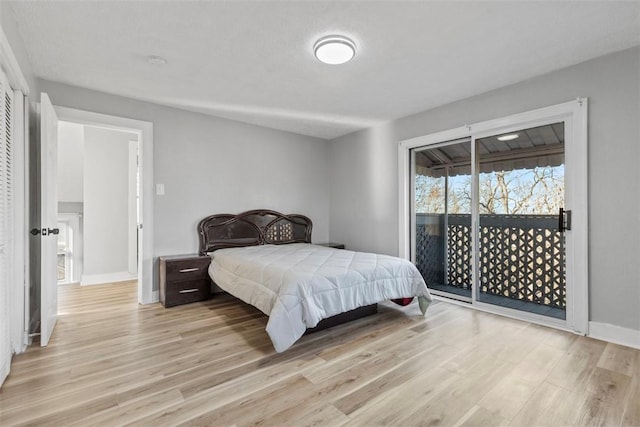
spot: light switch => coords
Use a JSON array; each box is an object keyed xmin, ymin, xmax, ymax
[{"xmin": 156, "ymin": 183, "xmax": 165, "ymax": 195}]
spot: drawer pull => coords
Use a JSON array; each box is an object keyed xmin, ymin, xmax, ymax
[
  {"xmin": 179, "ymin": 289, "xmax": 199, "ymax": 294},
  {"xmin": 179, "ymin": 268, "xmax": 200, "ymax": 273}
]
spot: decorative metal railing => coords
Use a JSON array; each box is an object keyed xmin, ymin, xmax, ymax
[{"xmin": 415, "ymin": 213, "xmax": 565, "ymax": 309}]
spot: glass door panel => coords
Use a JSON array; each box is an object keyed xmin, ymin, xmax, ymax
[
  {"xmin": 476, "ymin": 123, "xmax": 566, "ymax": 319},
  {"xmin": 413, "ymin": 139, "xmax": 472, "ymax": 301}
]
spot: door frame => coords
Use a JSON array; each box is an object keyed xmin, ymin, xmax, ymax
[
  {"xmin": 398, "ymin": 99, "xmax": 588, "ymax": 334},
  {"xmin": 57, "ymin": 212, "xmax": 82, "ymax": 284},
  {"xmin": 1, "ymin": 26, "xmax": 30, "ymax": 356},
  {"xmin": 54, "ymin": 107, "xmax": 155, "ymax": 304}
]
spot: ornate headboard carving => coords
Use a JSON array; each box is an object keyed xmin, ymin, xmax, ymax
[{"xmin": 197, "ymin": 209, "xmax": 313, "ymax": 255}]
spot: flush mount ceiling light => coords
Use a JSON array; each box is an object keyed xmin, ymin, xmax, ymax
[
  {"xmin": 497, "ymin": 133, "xmax": 519, "ymax": 141},
  {"xmin": 313, "ymin": 35, "xmax": 356, "ymax": 65},
  {"xmin": 147, "ymin": 55, "xmax": 167, "ymax": 66}
]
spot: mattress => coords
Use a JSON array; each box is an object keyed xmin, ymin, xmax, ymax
[{"xmin": 208, "ymin": 243, "xmax": 432, "ymax": 352}]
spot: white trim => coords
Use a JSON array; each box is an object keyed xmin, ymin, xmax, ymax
[
  {"xmin": 432, "ymin": 295, "xmax": 574, "ymax": 333},
  {"xmin": 12, "ymin": 91, "xmax": 26, "ymax": 354},
  {"xmin": 569, "ymin": 99, "xmax": 589, "ymax": 334},
  {"xmin": 22, "ymin": 91, "xmax": 29, "ymax": 349},
  {"xmin": 398, "ymin": 143, "xmax": 410, "ymax": 258},
  {"xmin": 588, "ymin": 322, "xmax": 640, "ymax": 350},
  {"xmin": 470, "ymin": 135, "xmax": 479, "ymax": 303},
  {"xmin": 58, "ymin": 213, "xmax": 82, "ymax": 283},
  {"xmin": 81, "ymin": 271, "xmax": 138, "ymax": 286},
  {"xmin": 54, "ymin": 106, "xmax": 156, "ymax": 304},
  {"xmin": 0, "ymin": 28, "xmax": 29, "ymax": 95},
  {"xmin": 401, "ymin": 125, "xmax": 471, "ymax": 151},
  {"xmin": 430, "ymin": 290, "xmax": 472, "ymax": 304},
  {"xmin": 0, "ymin": 359, "xmax": 8, "ymax": 386},
  {"xmin": 0, "ymin": 26, "xmax": 31, "ymax": 353},
  {"xmin": 473, "ymin": 300, "xmax": 568, "ymax": 330},
  {"xmin": 127, "ymin": 140, "xmax": 138, "ymax": 275},
  {"xmin": 399, "ymin": 100, "xmax": 587, "ymax": 150},
  {"xmin": 399, "ymin": 99, "xmax": 589, "ymax": 334}
]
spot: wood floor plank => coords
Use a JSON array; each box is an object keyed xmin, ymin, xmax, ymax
[
  {"xmin": 476, "ymin": 374, "xmax": 538, "ymax": 421},
  {"xmin": 507, "ymin": 342, "xmax": 563, "ymax": 386},
  {"xmin": 509, "ymin": 381, "xmax": 588, "ymax": 427},
  {"xmin": 622, "ymin": 373, "xmax": 640, "ymax": 426},
  {"xmin": 2, "ymin": 282, "xmax": 639, "ymax": 427},
  {"xmin": 345, "ymin": 364, "xmax": 465, "ymax": 426},
  {"xmin": 68, "ymin": 388, "xmax": 185, "ymax": 427},
  {"xmin": 545, "ymin": 336, "xmax": 607, "ymax": 392},
  {"xmin": 280, "ymin": 403, "xmax": 350, "ymax": 427},
  {"xmin": 331, "ymin": 341, "xmax": 463, "ymax": 416},
  {"xmin": 179, "ymin": 374, "xmax": 319, "ymax": 426},
  {"xmin": 394, "ymin": 355, "xmax": 516, "ymax": 427},
  {"xmin": 302, "ymin": 328, "xmax": 418, "ymax": 383},
  {"xmin": 597, "ymin": 342, "xmax": 639, "ymax": 377},
  {"xmin": 0, "ymin": 370, "xmax": 164, "ymax": 421},
  {"xmin": 3, "ymin": 393, "xmax": 120, "ymax": 426},
  {"xmin": 578, "ymin": 366, "xmax": 632, "ymax": 426},
  {"xmin": 455, "ymin": 405, "xmax": 510, "ymax": 427}
]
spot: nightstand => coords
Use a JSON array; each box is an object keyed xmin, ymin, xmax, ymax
[
  {"xmin": 315, "ymin": 242, "xmax": 345, "ymax": 249},
  {"xmin": 159, "ymin": 254, "xmax": 211, "ymax": 307}
]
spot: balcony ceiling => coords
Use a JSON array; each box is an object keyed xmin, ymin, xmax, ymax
[
  {"xmin": 415, "ymin": 123, "xmax": 566, "ymax": 176},
  {"xmin": 6, "ymin": 1, "xmax": 640, "ymax": 139}
]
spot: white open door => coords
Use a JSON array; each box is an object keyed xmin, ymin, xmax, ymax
[{"xmin": 40, "ymin": 93, "xmax": 58, "ymax": 347}]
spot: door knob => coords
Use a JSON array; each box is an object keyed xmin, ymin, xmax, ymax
[{"xmin": 31, "ymin": 227, "xmax": 60, "ymax": 236}]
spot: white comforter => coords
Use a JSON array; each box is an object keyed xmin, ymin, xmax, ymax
[{"xmin": 208, "ymin": 243, "xmax": 432, "ymax": 352}]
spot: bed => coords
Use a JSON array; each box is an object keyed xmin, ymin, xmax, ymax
[{"xmin": 198, "ymin": 209, "xmax": 432, "ymax": 352}]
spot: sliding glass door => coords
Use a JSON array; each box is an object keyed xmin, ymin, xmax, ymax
[
  {"xmin": 475, "ymin": 123, "xmax": 566, "ymax": 319},
  {"xmin": 411, "ymin": 122, "xmax": 568, "ymax": 321},
  {"xmin": 412, "ymin": 138, "xmax": 473, "ymax": 301}
]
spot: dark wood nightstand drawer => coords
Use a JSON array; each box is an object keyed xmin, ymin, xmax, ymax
[
  {"xmin": 164, "ymin": 279, "xmax": 210, "ymax": 307},
  {"xmin": 164, "ymin": 257, "xmax": 210, "ymax": 282},
  {"xmin": 160, "ymin": 255, "xmax": 212, "ymax": 307}
]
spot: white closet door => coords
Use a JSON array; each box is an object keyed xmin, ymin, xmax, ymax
[
  {"xmin": 0, "ymin": 71, "xmax": 14, "ymax": 384},
  {"xmin": 39, "ymin": 93, "xmax": 58, "ymax": 347}
]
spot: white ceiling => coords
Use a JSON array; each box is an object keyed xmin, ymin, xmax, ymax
[{"xmin": 8, "ymin": 1, "xmax": 640, "ymax": 140}]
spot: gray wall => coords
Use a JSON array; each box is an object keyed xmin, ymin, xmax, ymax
[
  {"xmin": 39, "ymin": 80, "xmax": 330, "ymax": 290},
  {"xmin": 329, "ymin": 47, "xmax": 640, "ymax": 332},
  {"xmin": 83, "ymin": 126, "xmax": 134, "ymax": 277},
  {"xmin": 1, "ymin": 3, "xmax": 38, "ymax": 95},
  {"xmin": 57, "ymin": 121, "xmax": 84, "ymax": 203}
]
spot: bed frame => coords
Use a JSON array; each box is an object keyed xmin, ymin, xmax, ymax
[
  {"xmin": 198, "ymin": 209, "xmax": 313, "ymax": 255},
  {"xmin": 197, "ymin": 209, "xmax": 377, "ymax": 333}
]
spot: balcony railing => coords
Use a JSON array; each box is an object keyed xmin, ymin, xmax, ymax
[{"xmin": 416, "ymin": 213, "xmax": 565, "ymax": 309}]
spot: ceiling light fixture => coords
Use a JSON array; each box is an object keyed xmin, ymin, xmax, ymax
[
  {"xmin": 497, "ymin": 133, "xmax": 519, "ymax": 141},
  {"xmin": 147, "ymin": 55, "xmax": 167, "ymax": 66},
  {"xmin": 313, "ymin": 35, "xmax": 356, "ymax": 65}
]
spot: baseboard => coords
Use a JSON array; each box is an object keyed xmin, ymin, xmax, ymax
[
  {"xmin": 138, "ymin": 288, "xmax": 159, "ymax": 305},
  {"xmin": 588, "ymin": 321, "xmax": 640, "ymax": 349},
  {"xmin": 0, "ymin": 359, "xmax": 9, "ymax": 387},
  {"xmin": 81, "ymin": 272, "xmax": 138, "ymax": 286}
]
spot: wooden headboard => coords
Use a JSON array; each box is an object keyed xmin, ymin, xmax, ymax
[{"xmin": 197, "ymin": 209, "xmax": 313, "ymax": 255}]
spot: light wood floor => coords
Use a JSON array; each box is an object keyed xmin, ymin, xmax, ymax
[{"xmin": 1, "ymin": 281, "xmax": 639, "ymax": 426}]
